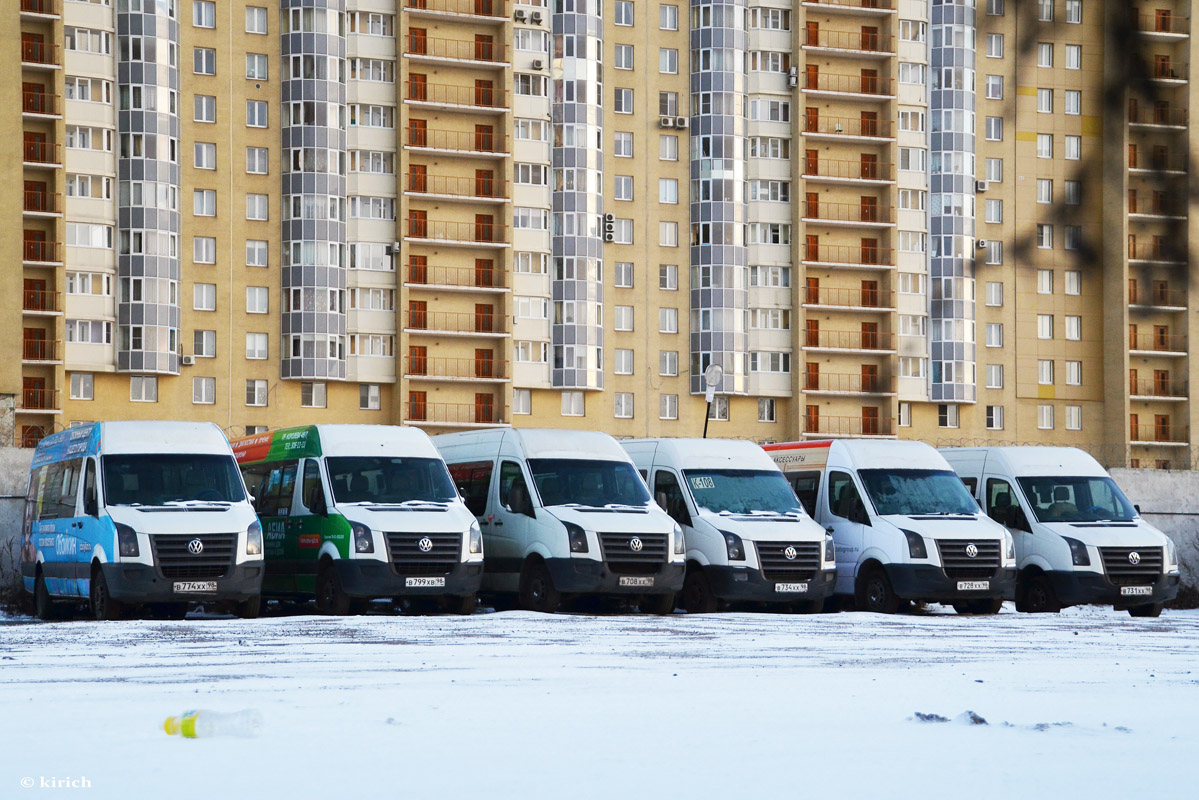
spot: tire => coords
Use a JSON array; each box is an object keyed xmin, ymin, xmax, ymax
[
  {"xmin": 90, "ymin": 568, "xmax": 124, "ymax": 621},
  {"xmin": 235, "ymin": 595, "xmax": 262, "ymax": 619},
  {"xmin": 681, "ymin": 568, "xmax": 718, "ymax": 614},
  {"xmin": 34, "ymin": 573, "xmax": 57, "ymax": 621},
  {"xmin": 855, "ymin": 565, "xmax": 900, "ymax": 614},
  {"xmin": 641, "ymin": 593, "xmax": 676, "ymax": 615},
  {"xmin": 1015, "ymin": 574, "xmax": 1061, "ymax": 613},
  {"xmin": 1128, "ymin": 602, "xmax": 1164, "ymax": 618},
  {"xmin": 518, "ymin": 559, "xmax": 560, "ymax": 613},
  {"xmin": 953, "ymin": 598, "xmax": 1004, "ymax": 615},
  {"xmin": 314, "ymin": 565, "xmax": 352, "ymax": 615},
  {"xmin": 446, "ymin": 594, "xmax": 477, "ymax": 616}
]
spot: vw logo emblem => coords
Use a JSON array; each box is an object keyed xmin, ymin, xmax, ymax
[
  {"xmin": 1128, "ymin": 551, "xmax": 1141, "ymax": 565},
  {"xmin": 418, "ymin": 537, "xmax": 434, "ymax": 553},
  {"xmin": 629, "ymin": 537, "xmax": 644, "ymax": 552},
  {"xmin": 965, "ymin": 543, "xmax": 979, "ymax": 558},
  {"xmin": 783, "ymin": 546, "xmax": 798, "ymax": 561},
  {"xmin": 187, "ymin": 538, "xmax": 204, "ymax": 555}
]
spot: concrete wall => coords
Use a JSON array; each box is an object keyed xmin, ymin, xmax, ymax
[
  {"xmin": 0, "ymin": 447, "xmax": 34, "ymax": 596},
  {"xmin": 1111, "ymin": 469, "xmax": 1199, "ymax": 598}
]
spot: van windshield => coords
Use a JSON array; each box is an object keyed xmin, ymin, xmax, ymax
[
  {"xmin": 527, "ymin": 459, "xmax": 651, "ymax": 508},
  {"xmin": 326, "ymin": 457, "xmax": 457, "ymax": 505},
  {"xmin": 682, "ymin": 470, "xmax": 804, "ymax": 516},
  {"xmin": 103, "ymin": 455, "xmax": 246, "ymax": 506},
  {"xmin": 1017, "ymin": 476, "xmax": 1137, "ymax": 523},
  {"xmin": 858, "ymin": 469, "xmax": 979, "ymax": 516}
]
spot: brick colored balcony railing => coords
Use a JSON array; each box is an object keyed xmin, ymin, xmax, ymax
[
  {"xmin": 23, "ymin": 139, "xmax": 61, "ymax": 165},
  {"xmin": 1151, "ymin": 60, "xmax": 1188, "ymax": 80},
  {"xmin": 20, "ymin": 0, "xmax": 61, "ymax": 14},
  {"xmin": 23, "ymin": 289, "xmax": 60, "ymax": 313},
  {"xmin": 404, "ymin": 126, "xmax": 507, "ymax": 154},
  {"xmin": 406, "ymin": 401, "xmax": 505, "ymax": 425},
  {"xmin": 405, "ymin": 217, "xmax": 506, "ymax": 243},
  {"xmin": 21, "ymin": 40, "xmax": 60, "ymax": 67},
  {"xmin": 804, "ymin": 286, "xmax": 894, "ymax": 308},
  {"xmin": 804, "ymin": 71, "xmax": 893, "ymax": 96},
  {"xmin": 802, "ymin": 158, "xmax": 894, "ymax": 181},
  {"xmin": 1128, "ymin": 286, "xmax": 1187, "ymax": 307},
  {"xmin": 1136, "ymin": 12, "xmax": 1189, "ymax": 34},
  {"xmin": 403, "ymin": 0, "xmax": 507, "ymax": 17},
  {"xmin": 803, "ymin": 200, "xmax": 894, "ymax": 224},
  {"xmin": 406, "ymin": 262, "xmax": 507, "ymax": 289},
  {"xmin": 802, "ymin": 243, "xmax": 894, "ymax": 267},
  {"xmin": 1128, "ymin": 103, "xmax": 1188, "ymax": 126},
  {"xmin": 803, "ymin": 29, "xmax": 895, "ymax": 53},
  {"xmin": 405, "ymin": 172, "xmax": 508, "ymax": 198},
  {"xmin": 404, "ymin": 81, "xmax": 505, "ymax": 109},
  {"xmin": 404, "ymin": 310, "xmax": 508, "ymax": 334},
  {"xmin": 1130, "ymin": 378, "xmax": 1188, "ymax": 398},
  {"xmin": 22, "ymin": 91, "xmax": 59, "ymax": 116},
  {"xmin": 804, "ymin": 414, "xmax": 895, "ymax": 437},
  {"xmin": 1128, "ymin": 241, "xmax": 1186, "ymax": 262},
  {"xmin": 1129, "ymin": 333, "xmax": 1186, "ymax": 352},
  {"xmin": 803, "ymin": 329, "xmax": 894, "ymax": 350},
  {"xmin": 23, "ymin": 240, "xmax": 62, "ymax": 263},
  {"xmin": 803, "ymin": 372, "xmax": 896, "ymax": 394},
  {"xmin": 21, "ymin": 388, "xmax": 59, "ymax": 411},
  {"xmin": 23, "ymin": 339, "xmax": 58, "ymax": 361},
  {"xmin": 405, "ymin": 356, "xmax": 509, "ymax": 380},
  {"xmin": 803, "ymin": 0, "xmax": 893, "ymax": 10},
  {"xmin": 24, "ymin": 190, "xmax": 62, "ymax": 214},
  {"xmin": 405, "ymin": 33, "xmax": 505, "ymax": 62},
  {"xmin": 802, "ymin": 114, "xmax": 893, "ymax": 138},
  {"xmin": 1129, "ymin": 423, "xmax": 1188, "ymax": 444}
]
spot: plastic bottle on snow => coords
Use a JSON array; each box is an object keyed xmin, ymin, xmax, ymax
[{"xmin": 163, "ymin": 709, "xmax": 263, "ymax": 738}]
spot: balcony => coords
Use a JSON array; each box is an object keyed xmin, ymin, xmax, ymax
[
  {"xmin": 22, "ymin": 90, "xmax": 60, "ymax": 119},
  {"xmin": 22, "ymin": 338, "xmax": 60, "ymax": 364},
  {"xmin": 22, "ymin": 289, "xmax": 61, "ymax": 316},
  {"xmin": 803, "ymin": 286, "xmax": 895, "ymax": 311},
  {"xmin": 404, "ymin": 310, "xmax": 509, "ymax": 337},
  {"xmin": 19, "ymin": 389, "xmax": 60, "ymax": 414},
  {"xmin": 1129, "ymin": 423, "xmax": 1188, "ymax": 446},
  {"xmin": 802, "ymin": 158, "xmax": 894, "ymax": 185},
  {"xmin": 404, "ymin": 356, "xmax": 510, "ymax": 382},
  {"xmin": 403, "ymin": 126, "xmax": 509, "ymax": 158},
  {"xmin": 23, "ymin": 139, "xmax": 62, "ymax": 169},
  {"xmin": 404, "ymin": 81, "xmax": 507, "ymax": 113},
  {"xmin": 1128, "ymin": 151, "xmax": 1188, "ymax": 175},
  {"xmin": 1130, "ymin": 378, "xmax": 1188, "ymax": 401},
  {"xmin": 406, "ymin": 262, "xmax": 508, "ymax": 292},
  {"xmin": 1135, "ymin": 12, "xmax": 1189, "ymax": 38},
  {"xmin": 802, "ymin": 71, "xmax": 894, "ymax": 100},
  {"xmin": 802, "ymin": 199, "xmax": 895, "ymax": 228},
  {"xmin": 1128, "ymin": 286, "xmax": 1187, "ymax": 311},
  {"xmin": 802, "ymin": 114, "xmax": 893, "ymax": 140},
  {"xmin": 404, "ymin": 217, "xmax": 508, "ymax": 247},
  {"xmin": 802, "ymin": 329, "xmax": 896, "ymax": 354},
  {"xmin": 404, "ymin": 172, "xmax": 509, "ymax": 203},
  {"xmin": 21, "ymin": 41, "xmax": 60, "ymax": 70},
  {"xmin": 404, "ymin": 401, "xmax": 508, "ymax": 428},
  {"xmin": 404, "ymin": 33, "xmax": 507, "ymax": 68},
  {"xmin": 23, "ymin": 190, "xmax": 62, "ymax": 217},
  {"xmin": 802, "ymin": 28, "xmax": 895, "ymax": 57},
  {"xmin": 802, "ymin": 243, "xmax": 894, "ymax": 271},
  {"xmin": 1129, "ymin": 332, "xmax": 1186, "ymax": 356},
  {"xmin": 1128, "ymin": 195, "xmax": 1188, "ymax": 221},
  {"xmin": 401, "ymin": 0, "xmax": 508, "ymax": 24},
  {"xmin": 1128, "ymin": 103, "xmax": 1188, "ymax": 129},
  {"xmin": 20, "ymin": 0, "xmax": 61, "ymax": 17},
  {"xmin": 803, "ymin": 372, "xmax": 896, "ymax": 396},
  {"xmin": 1149, "ymin": 60, "xmax": 1188, "ymax": 84},
  {"xmin": 801, "ymin": 0, "xmax": 895, "ymax": 16},
  {"xmin": 23, "ymin": 240, "xmax": 62, "ymax": 265},
  {"xmin": 802, "ymin": 414, "xmax": 896, "ymax": 439},
  {"xmin": 1128, "ymin": 241, "xmax": 1187, "ymax": 265}
]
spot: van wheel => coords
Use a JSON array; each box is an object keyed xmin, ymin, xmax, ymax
[
  {"xmin": 447, "ymin": 594, "xmax": 477, "ymax": 616},
  {"xmin": 315, "ymin": 566, "xmax": 352, "ymax": 615},
  {"xmin": 518, "ymin": 560, "xmax": 560, "ymax": 613},
  {"xmin": 1128, "ymin": 602, "xmax": 1164, "ymax": 618},
  {"xmin": 1016, "ymin": 574, "xmax": 1060, "ymax": 613},
  {"xmin": 642, "ymin": 593, "xmax": 676, "ymax": 615},
  {"xmin": 855, "ymin": 566, "xmax": 900, "ymax": 614},
  {"xmin": 34, "ymin": 573, "xmax": 57, "ymax": 621},
  {"xmin": 953, "ymin": 598, "xmax": 1004, "ymax": 615},
  {"xmin": 235, "ymin": 596, "xmax": 262, "ymax": 619},
  {"xmin": 681, "ymin": 569, "xmax": 718, "ymax": 614},
  {"xmin": 90, "ymin": 569, "xmax": 124, "ymax": 621}
]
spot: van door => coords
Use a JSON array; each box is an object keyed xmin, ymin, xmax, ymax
[
  {"xmin": 985, "ymin": 476, "xmax": 1033, "ymax": 565},
  {"xmin": 77, "ymin": 457, "xmax": 102, "ymax": 597},
  {"xmin": 492, "ymin": 460, "xmax": 534, "ymax": 574},
  {"xmin": 825, "ymin": 470, "xmax": 867, "ymax": 591},
  {"xmin": 787, "ymin": 470, "xmax": 821, "ymax": 517},
  {"xmin": 253, "ymin": 461, "xmax": 300, "ymax": 595}
]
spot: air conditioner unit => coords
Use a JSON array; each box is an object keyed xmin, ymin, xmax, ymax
[
  {"xmin": 532, "ymin": 58, "xmax": 544, "ymax": 70},
  {"xmin": 603, "ymin": 212, "xmax": 616, "ymax": 223},
  {"xmin": 788, "ymin": 67, "xmax": 798, "ymax": 88},
  {"xmin": 660, "ymin": 116, "xmax": 675, "ymax": 128},
  {"xmin": 976, "ymin": 239, "xmax": 989, "ymax": 249},
  {"xmin": 674, "ymin": 117, "xmax": 688, "ymax": 129},
  {"xmin": 530, "ymin": 11, "xmax": 543, "ymax": 23},
  {"xmin": 975, "ymin": 180, "xmax": 987, "ymax": 192},
  {"xmin": 181, "ymin": 355, "xmax": 195, "ymax": 366},
  {"xmin": 603, "ymin": 232, "xmax": 615, "ymax": 242},
  {"xmin": 513, "ymin": 9, "xmax": 527, "ymax": 21}
]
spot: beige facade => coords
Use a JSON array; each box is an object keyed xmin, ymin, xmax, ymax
[{"xmin": 5, "ymin": 0, "xmax": 1197, "ymax": 468}]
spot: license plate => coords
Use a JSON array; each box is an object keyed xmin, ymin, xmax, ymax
[
  {"xmin": 173, "ymin": 581, "xmax": 217, "ymax": 593},
  {"xmin": 775, "ymin": 582, "xmax": 808, "ymax": 593},
  {"xmin": 957, "ymin": 581, "xmax": 990, "ymax": 591},
  {"xmin": 1121, "ymin": 586, "xmax": 1153, "ymax": 596},
  {"xmin": 619, "ymin": 576, "xmax": 654, "ymax": 587},
  {"xmin": 405, "ymin": 577, "xmax": 445, "ymax": 588}
]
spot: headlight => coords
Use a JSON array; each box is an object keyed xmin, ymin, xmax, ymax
[
  {"xmin": 1063, "ymin": 536, "xmax": 1090, "ymax": 567},
  {"xmin": 115, "ymin": 523, "xmax": 139, "ymax": 558},
  {"xmin": 1003, "ymin": 530, "xmax": 1015, "ymax": 562},
  {"xmin": 245, "ymin": 520, "xmax": 263, "ymax": 556},
  {"xmin": 900, "ymin": 529, "xmax": 926, "ymax": 559},
  {"xmin": 564, "ymin": 521, "xmax": 588, "ymax": 553},
  {"xmin": 824, "ymin": 532, "xmax": 835, "ymax": 563},
  {"xmin": 352, "ymin": 523, "xmax": 374, "ymax": 554},
  {"xmin": 673, "ymin": 522, "xmax": 685, "ymax": 555},
  {"xmin": 1165, "ymin": 537, "xmax": 1178, "ymax": 569},
  {"xmin": 721, "ymin": 530, "xmax": 744, "ymax": 561},
  {"xmin": 468, "ymin": 520, "xmax": 483, "ymax": 555}
]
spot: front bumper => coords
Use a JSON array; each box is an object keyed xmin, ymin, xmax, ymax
[
  {"xmin": 545, "ymin": 557, "xmax": 685, "ymax": 595},
  {"xmin": 1046, "ymin": 570, "xmax": 1180, "ymax": 608},
  {"xmin": 102, "ymin": 561, "xmax": 263, "ymax": 603},
  {"xmin": 335, "ymin": 559, "xmax": 484, "ymax": 599},
  {"xmin": 706, "ymin": 565, "xmax": 837, "ymax": 603},
  {"xmin": 886, "ymin": 564, "xmax": 1017, "ymax": 603}
]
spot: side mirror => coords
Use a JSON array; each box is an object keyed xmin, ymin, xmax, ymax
[
  {"xmin": 521, "ymin": 495, "xmax": 536, "ymax": 519},
  {"xmin": 1134, "ymin": 503, "xmax": 1141, "ymax": 515},
  {"xmin": 84, "ymin": 496, "xmax": 98, "ymax": 518},
  {"xmin": 1007, "ymin": 506, "xmax": 1029, "ymax": 532},
  {"xmin": 851, "ymin": 500, "xmax": 871, "ymax": 526}
]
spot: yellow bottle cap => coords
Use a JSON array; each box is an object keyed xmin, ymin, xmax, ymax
[{"xmin": 164, "ymin": 716, "xmax": 180, "ymax": 736}]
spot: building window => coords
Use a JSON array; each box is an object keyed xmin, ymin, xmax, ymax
[
  {"xmin": 245, "ymin": 332, "xmax": 268, "ymax": 360},
  {"xmin": 1065, "ymin": 90, "xmax": 1081, "ymax": 115},
  {"xmin": 1066, "ymin": 360, "xmax": 1082, "ymax": 385},
  {"xmin": 194, "ymin": 142, "xmax": 216, "ymax": 168},
  {"xmin": 615, "ymin": 0, "xmax": 633, "ymax": 25},
  {"xmin": 246, "ymin": 194, "xmax": 269, "ymax": 220},
  {"xmin": 985, "ymin": 281, "xmax": 1003, "ymax": 307},
  {"xmin": 247, "ymin": 240, "xmax": 269, "ymax": 267},
  {"xmin": 1037, "ymin": 269, "xmax": 1053, "ymax": 294},
  {"xmin": 1037, "ymin": 88, "xmax": 1053, "ymax": 113},
  {"xmin": 1037, "ymin": 224, "xmax": 1053, "ymax": 249},
  {"xmin": 659, "ymin": 222, "xmax": 678, "ymax": 247},
  {"xmin": 1037, "ymin": 314, "xmax": 1054, "ymax": 339},
  {"xmin": 1065, "ymin": 271, "xmax": 1081, "ymax": 295},
  {"xmin": 758, "ymin": 398, "xmax": 776, "ymax": 423},
  {"xmin": 612, "ymin": 219, "xmax": 633, "ymax": 244},
  {"xmin": 194, "ymin": 94, "xmax": 216, "ymax": 123},
  {"xmin": 660, "ymin": 135, "xmax": 678, "ymax": 161},
  {"xmin": 614, "ymin": 305, "xmax": 634, "ymax": 331},
  {"xmin": 561, "ymin": 391, "xmax": 584, "ymax": 416},
  {"xmin": 987, "ymin": 0, "xmax": 1004, "ymax": 14},
  {"xmin": 1065, "ymin": 0, "xmax": 1081, "ymax": 23},
  {"xmin": 986, "ymin": 364, "xmax": 1003, "ymax": 389},
  {"xmin": 614, "ymin": 175, "xmax": 633, "ymax": 201},
  {"xmin": 301, "ymin": 382, "xmax": 327, "ymax": 408},
  {"xmin": 986, "ymin": 33, "xmax": 1003, "ymax": 58},
  {"xmin": 246, "ymin": 379, "xmax": 268, "ymax": 407},
  {"xmin": 194, "ymin": 283, "xmax": 216, "ymax": 311},
  {"xmin": 614, "ymin": 44, "xmax": 633, "ymax": 70},
  {"xmin": 986, "ymin": 241, "xmax": 1003, "ymax": 265},
  {"xmin": 938, "ymin": 404, "xmax": 959, "ymax": 428},
  {"xmin": 246, "ymin": 100, "xmax": 268, "ymax": 127},
  {"xmin": 659, "ymin": 264, "xmax": 678, "ymax": 290},
  {"xmin": 1066, "ymin": 405, "xmax": 1082, "ymax": 430},
  {"xmin": 659, "ymin": 394, "xmax": 678, "ymax": 420},
  {"xmin": 659, "ymin": 351, "xmax": 678, "ymax": 376},
  {"xmin": 192, "ymin": 377, "xmax": 216, "ymax": 405},
  {"xmin": 194, "ymin": 329, "xmax": 217, "ymax": 357},
  {"xmin": 985, "ymin": 75, "xmax": 1003, "ymax": 99},
  {"xmin": 246, "ymin": 286, "xmax": 269, "ymax": 314},
  {"xmin": 986, "ymin": 406, "xmax": 1004, "ymax": 430},
  {"xmin": 615, "ymin": 349, "xmax": 634, "ymax": 374},
  {"xmin": 194, "ymin": 47, "xmax": 216, "ymax": 75},
  {"xmin": 246, "ymin": 147, "xmax": 269, "ymax": 174},
  {"xmin": 986, "ymin": 323, "xmax": 1003, "ymax": 348},
  {"xmin": 1037, "ymin": 179, "xmax": 1053, "ymax": 204},
  {"xmin": 194, "ymin": 189, "xmax": 216, "ymax": 216},
  {"xmin": 1036, "ymin": 133, "xmax": 1053, "ymax": 158},
  {"xmin": 1066, "ymin": 44, "xmax": 1081, "ymax": 70},
  {"xmin": 615, "ymin": 261, "xmax": 634, "ymax": 288},
  {"xmin": 1037, "ymin": 0, "xmax": 1053, "ymax": 21},
  {"xmin": 659, "ymin": 307, "xmax": 678, "ymax": 333},
  {"xmin": 985, "ymin": 158, "xmax": 1003, "ymax": 183},
  {"xmin": 614, "ymin": 132, "xmax": 633, "ymax": 157},
  {"xmin": 246, "ymin": 53, "xmax": 269, "ymax": 80},
  {"xmin": 1038, "ymin": 359, "xmax": 1055, "ymax": 385},
  {"xmin": 513, "ymin": 389, "xmax": 531, "ymax": 415},
  {"xmin": 245, "ymin": 6, "xmax": 268, "ymax": 33},
  {"xmin": 659, "ymin": 48, "xmax": 678, "ymax": 74},
  {"xmin": 614, "ymin": 88, "xmax": 633, "ymax": 114},
  {"xmin": 1065, "ymin": 181, "xmax": 1081, "ymax": 205},
  {"xmin": 359, "ymin": 384, "xmax": 380, "ymax": 410},
  {"xmin": 193, "ymin": 1, "xmax": 215, "ymax": 28},
  {"xmin": 660, "ymin": 3, "xmax": 678, "ymax": 29},
  {"xmin": 708, "ymin": 396, "xmax": 729, "ymax": 421},
  {"xmin": 1065, "ymin": 135, "xmax": 1081, "ymax": 160},
  {"xmin": 898, "ymin": 402, "xmax": 911, "ymax": 427},
  {"xmin": 1038, "ymin": 404, "xmax": 1054, "ymax": 430},
  {"xmin": 659, "ymin": 178, "xmax": 678, "ymax": 204},
  {"xmin": 194, "ymin": 236, "xmax": 216, "ymax": 264},
  {"xmin": 70, "ymin": 373, "xmax": 94, "ymax": 400},
  {"xmin": 614, "ymin": 393, "xmax": 634, "ymax": 419},
  {"xmin": 985, "ymin": 117, "xmax": 1003, "ymax": 141},
  {"xmin": 985, "ymin": 199, "xmax": 1002, "ymax": 223}
]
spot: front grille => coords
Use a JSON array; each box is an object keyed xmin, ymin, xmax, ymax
[
  {"xmin": 386, "ymin": 532, "xmax": 461, "ymax": 576},
  {"xmin": 1100, "ymin": 546, "xmax": 1163, "ymax": 585},
  {"xmin": 757, "ymin": 541, "xmax": 821, "ymax": 582},
  {"xmin": 598, "ymin": 532, "xmax": 668, "ymax": 575},
  {"xmin": 936, "ymin": 539, "xmax": 1001, "ymax": 580},
  {"xmin": 151, "ymin": 533, "xmax": 236, "ymax": 580}
]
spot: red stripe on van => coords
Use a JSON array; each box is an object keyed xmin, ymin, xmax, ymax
[{"xmin": 761, "ymin": 440, "xmax": 833, "ymax": 451}]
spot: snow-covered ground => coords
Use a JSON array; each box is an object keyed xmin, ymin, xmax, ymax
[{"xmin": 1, "ymin": 604, "xmax": 1196, "ymax": 799}]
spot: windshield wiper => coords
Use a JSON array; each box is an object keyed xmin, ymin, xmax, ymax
[{"xmin": 161, "ymin": 500, "xmax": 233, "ymax": 507}]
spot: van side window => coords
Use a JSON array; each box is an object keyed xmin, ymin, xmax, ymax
[
  {"xmin": 262, "ymin": 462, "xmax": 298, "ymax": 516},
  {"xmin": 788, "ymin": 471, "xmax": 820, "ymax": 516},
  {"xmin": 653, "ymin": 470, "xmax": 691, "ymax": 527},
  {"xmin": 82, "ymin": 459, "xmax": 98, "ymax": 516},
  {"xmin": 985, "ymin": 478, "xmax": 1018, "ymax": 525},
  {"xmin": 961, "ymin": 477, "xmax": 978, "ymax": 494},
  {"xmin": 498, "ymin": 461, "xmax": 532, "ymax": 515},
  {"xmin": 58, "ymin": 459, "xmax": 82, "ymax": 518},
  {"xmin": 240, "ymin": 465, "xmax": 270, "ymax": 510},
  {"xmin": 449, "ymin": 460, "xmax": 494, "ymax": 517},
  {"xmin": 34, "ymin": 462, "xmax": 66, "ymax": 520},
  {"xmin": 827, "ymin": 471, "xmax": 862, "ymax": 520},
  {"xmin": 300, "ymin": 460, "xmax": 324, "ymax": 512}
]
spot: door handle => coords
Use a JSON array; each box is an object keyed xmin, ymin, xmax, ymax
[{"xmin": 492, "ymin": 520, "xmax": 504, "ymax": 527}]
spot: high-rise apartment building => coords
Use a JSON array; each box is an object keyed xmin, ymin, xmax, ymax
[{"xmin": 6, "ymin": 0, "xmax": 1196, "ymax": 468}]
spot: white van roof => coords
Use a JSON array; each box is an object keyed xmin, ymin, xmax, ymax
[
  {"xmin": 831, "ymin": 439, "xmax": 951, "ymax": 471},
  {"xmin": 623, "ymin": 438, "xmax": 781, "ymax": 471},
  {"xmin": 313, "ymin": 424, "xmax": 441, "ymax": 459},
  {"xmin": 99, "ymin": 421, "xmax": 232, "ymax": 456},
  {"xmin": 434, "ymin": 428, "xmax": 634, "ymax": 463},
  {"xmin": 956, "ymin": 446, "xmax": 1108, "ymax": 478}
]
